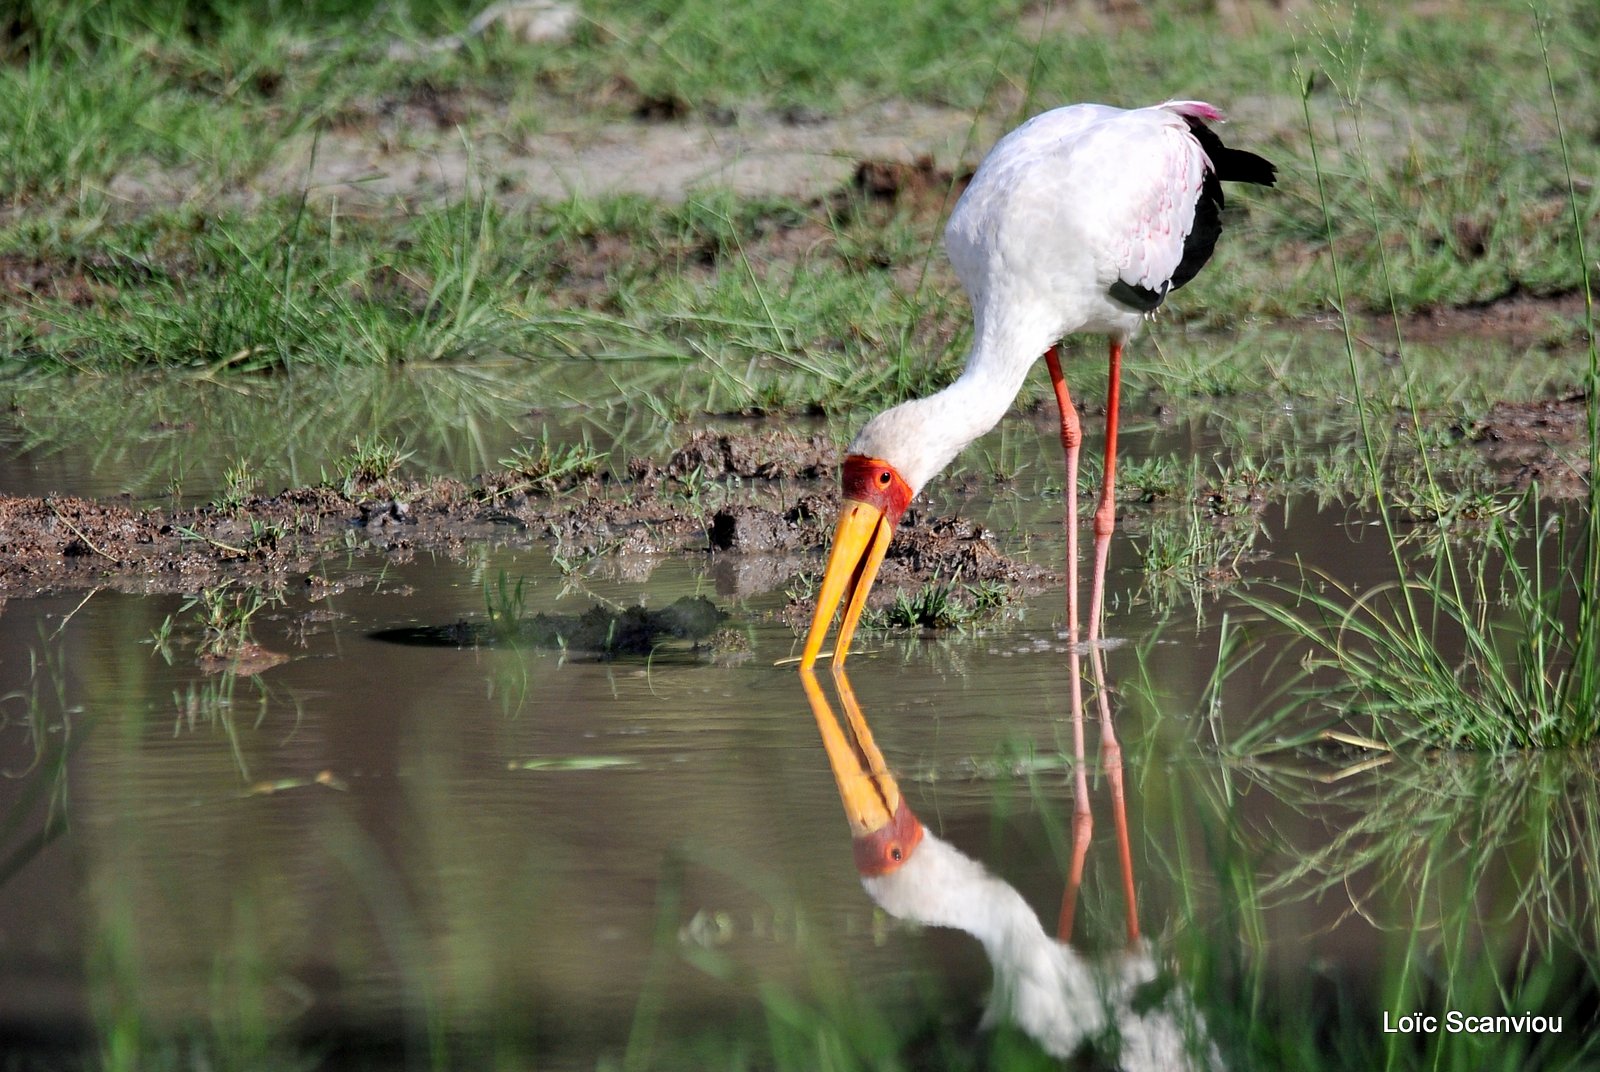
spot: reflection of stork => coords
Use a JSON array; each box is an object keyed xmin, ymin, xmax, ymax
[
  {"xmin": 800, "ymin": 500, "xmax": 1219, "ymax": 1066},
  {"xmin": 802, "ymin": 667, "xmax": 1222, "ymax": 1069},
  {"xmin": 799, "ymin": 100, "xmax": 1273, "ymax": 668}
]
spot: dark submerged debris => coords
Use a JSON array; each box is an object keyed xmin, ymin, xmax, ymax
[{"xmin": 370, "ymin": 596, "xmax": 728, "ymax": 658}]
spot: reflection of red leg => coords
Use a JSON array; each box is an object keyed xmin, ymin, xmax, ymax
[
  {"xmin": 1088, "ymin": 515, "xmax": 1139, "ymax": 947},
  {"xmin": 1106, "ymin": 742, "xmax": 1140, "ymax": 946},
  {"xmin": 1058, "ymin": 772, "xmax": 1092, "ymax": 941},
  {"xmin": 1092, "ymin": 642, "xmax": 1141, "ymax": 946}
]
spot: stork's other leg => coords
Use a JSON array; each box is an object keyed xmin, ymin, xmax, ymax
[
  {"xmin": 1087, "ymin": 338, "xmax": 1123, "ymax": 642},
  {"xmin": 1095, "ymin": 337, "xmax": 1123, "ymax": 539},
  {"xmin": 1088, "ymin": 337, "xmax": 1138, "ymax": 944}
]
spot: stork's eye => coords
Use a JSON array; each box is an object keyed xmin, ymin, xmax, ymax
[
  {"xmin": 878, "ymin": 470, "xmax": 892, "ymax": 486},
  {"xmin": 889, "ymin": 845, "xmax": 903, "ymax": 862}
]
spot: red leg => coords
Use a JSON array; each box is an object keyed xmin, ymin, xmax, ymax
[
  {"xmin": 1044, "ymin": 345, "xmax": 1082, "ymax": 632},
  {"xmin": 1046, "ymin": 344, "xmax": 1093, "ymax": 942},
  {"xmin": 1087, "ymin": 338, "xmax": 1123, "ymax": 645},
  {"xmin": 1095, "ymin": 337, "xmax": 1123, "ymax": 539}
]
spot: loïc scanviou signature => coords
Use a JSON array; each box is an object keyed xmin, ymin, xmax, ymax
[{"xmin": 1383, "ymin": 1011, "xmax": 1564, "ymax": 1035}]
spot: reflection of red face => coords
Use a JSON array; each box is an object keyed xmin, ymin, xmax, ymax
[{"xmin": 852, "ymin": 801, "xmax": 924, "ymax": 877}]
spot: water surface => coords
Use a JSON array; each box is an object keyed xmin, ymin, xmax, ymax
[{"xmin": 1, "ymin": 369, "xmax": 1594, "ymax": 1069}]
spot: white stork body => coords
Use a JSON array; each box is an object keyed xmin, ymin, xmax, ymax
[
  {"xmin": 853, "ymin": 100, "xmax": 1233, "ymax": 493},
  {"xmin": 799, "ymin": 100, "xmax": 1274, "ymax": 668}
]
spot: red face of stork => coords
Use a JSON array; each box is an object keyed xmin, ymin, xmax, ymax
[{"xmin": 798, "ymin": 454, "xmax": 915, "ymax": 668}]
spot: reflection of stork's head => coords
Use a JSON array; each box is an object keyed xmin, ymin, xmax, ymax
[
  {"xmin": 830, "ymin": 747, "xmax": 925, "ymax": 878},
  {"xmin": 803, "ymin": 667, "xmax": 926, "ymax": 874}
]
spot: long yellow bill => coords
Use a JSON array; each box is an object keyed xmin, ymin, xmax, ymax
[{"xmin": 798, "ymin": 499, "xmax": 894, "ymax": 669}]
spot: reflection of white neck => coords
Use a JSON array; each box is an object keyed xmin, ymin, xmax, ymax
[
  {"xmin": 861, "ymin": 831, "xmax": 1222, "ymax": 1070},
  {"xmin": 862, "ymin": 832, "xmax": 1103, "ymax": 1056}
]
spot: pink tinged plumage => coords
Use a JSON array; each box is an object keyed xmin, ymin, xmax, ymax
[{"xmin": 1161, "ymin": 99, "xmax": 1225, "ymax": 123}]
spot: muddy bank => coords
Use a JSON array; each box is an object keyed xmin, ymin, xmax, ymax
[
  {"xmin": 0, "ymin": 431, "xmax": 1047, "ymax": 613},
  {"xmin": 1455, "ymin": 393, "xmax": 1595, "ymax": 498}
]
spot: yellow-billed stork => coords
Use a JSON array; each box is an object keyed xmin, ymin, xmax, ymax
[{"xmin": 799, "ymin": 100, "xmax": 1275, "ymax": 667}]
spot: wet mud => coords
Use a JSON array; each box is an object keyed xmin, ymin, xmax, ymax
[
  {"xmin": 1456, "ymin": 392, "xmax": 1595, "ymax": 497},
  {"xmin": 0, "ymin": 431, "xmax": 1046, "ymax": 613}
]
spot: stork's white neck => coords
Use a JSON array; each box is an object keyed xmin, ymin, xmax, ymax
[
  {"xmin": 849, "ymin": 313, "xmax": 1056, "ymax": 495},
  {"xmin": 863, "ymin": 833, "xmax": 1046, "ymax": 951}
]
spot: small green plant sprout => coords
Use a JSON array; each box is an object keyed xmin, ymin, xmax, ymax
[
  {"xmin": 246, "ymin": 518, "xmax": 288, "ymax": 552},
  {"xmin": 671, "ymin": 464, "xmax": 717, "ymax": 516},
  {"xmin": 867, "ymin": 578, "xmax": 1012, "ymax": 633},
  {"xmin": 149, "ymin": 612, "xmax": 177, "ymax": 665},
  {"xmin": 181, "ymin": 582, "xmax": 280, "ymax": 664},
  {"xmin": 980, "ymin": 429, "xmax": 1032, "ymax": 485},
  {"xmin": 1133, "ymin": 502, "xmax": 1258, "ymax": 618},
  {"xmin": 1117, "ymin": 455, "xmax": 1184, "ymax": 502},
  {"xmin": 218, "ymin": 459, "xmax": 261, "ymax": 513},
  {"xmin": 1203, "ymin": 455, "xmax": 1276, "ymax": 519},
  {"xmin": 484, "ymin": 571, "xmax": 529, "ymax": 641},
  {"xmin": 338, "ymin": 436, "xmax": 413, "ymax": 498},
  {"xmin": 499, "ymin": 429, "xmax": 607, "ymax": 493}
]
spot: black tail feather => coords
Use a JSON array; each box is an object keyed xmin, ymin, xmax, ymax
[
  {"xmin": 1216, "ymin": 146, "xmax": 1276, "ymax": 187},
  {"xmin": 1162, "ymin": 116, "xmax": 1275, "ymax": 295},
  {"xmin": 1183, "ymin": 117, "xmax": 1277, "ymax": 187}
]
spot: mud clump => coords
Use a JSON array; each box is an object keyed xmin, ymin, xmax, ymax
[
  {"xmin": 707, "ymin": 496, "xmax": 829, "ymax": 553},
  {"xmin": 1456, "ymin": 394, "xmax": 1594, "ymax": 497},
  {"xmin": 0, "ymin": 495, "xmax": 159, "ymax": 568},
  {"xmin": 659, "ymin": 429, "xmax": 839, "ymax": 480}
]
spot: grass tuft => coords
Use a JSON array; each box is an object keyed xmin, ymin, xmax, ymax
[
  {"xmin": 499, "ymin": 428, "xmax": 607, "ymax": 492},
  {"xmin": 1242, "ymin": 17, "xmax": 1600, "ymax": 751}
]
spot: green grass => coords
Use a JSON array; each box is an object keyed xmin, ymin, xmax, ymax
[
  {"xmin": 334, "ymin": 433, "xmax": 414, "ymax": 496},
  {"xmin": 167, "ymin": 581, "xmax": 279, "ymax": 661},
  {"xmin": 1231, "ymin": 15, "xmax": 1600, "ymax": 751},
  {"xmin": 866, "ymin": 577, "xmax": 1011, "ymax": 632},
  {"xmin": 499, "ymin": 426, "xmax": 607, "ymax": 491},
  {"xmin": 4, "ymin": 0, "xmax": 1599, "ymax": 422}
]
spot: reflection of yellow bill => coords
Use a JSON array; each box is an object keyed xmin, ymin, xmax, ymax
[{"xmin": 800, "ymin": 667, "xmax": 922, "ymax": 875}]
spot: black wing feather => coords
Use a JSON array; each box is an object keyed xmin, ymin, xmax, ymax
[{"xmin": 1109, "ymin": 116, "xmax": 1276, "ymax": 311}]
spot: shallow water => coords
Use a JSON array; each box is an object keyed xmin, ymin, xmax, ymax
[{"xmin": 1, "ymin": 370, "xmax": 1595, "ymax": 1069}]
